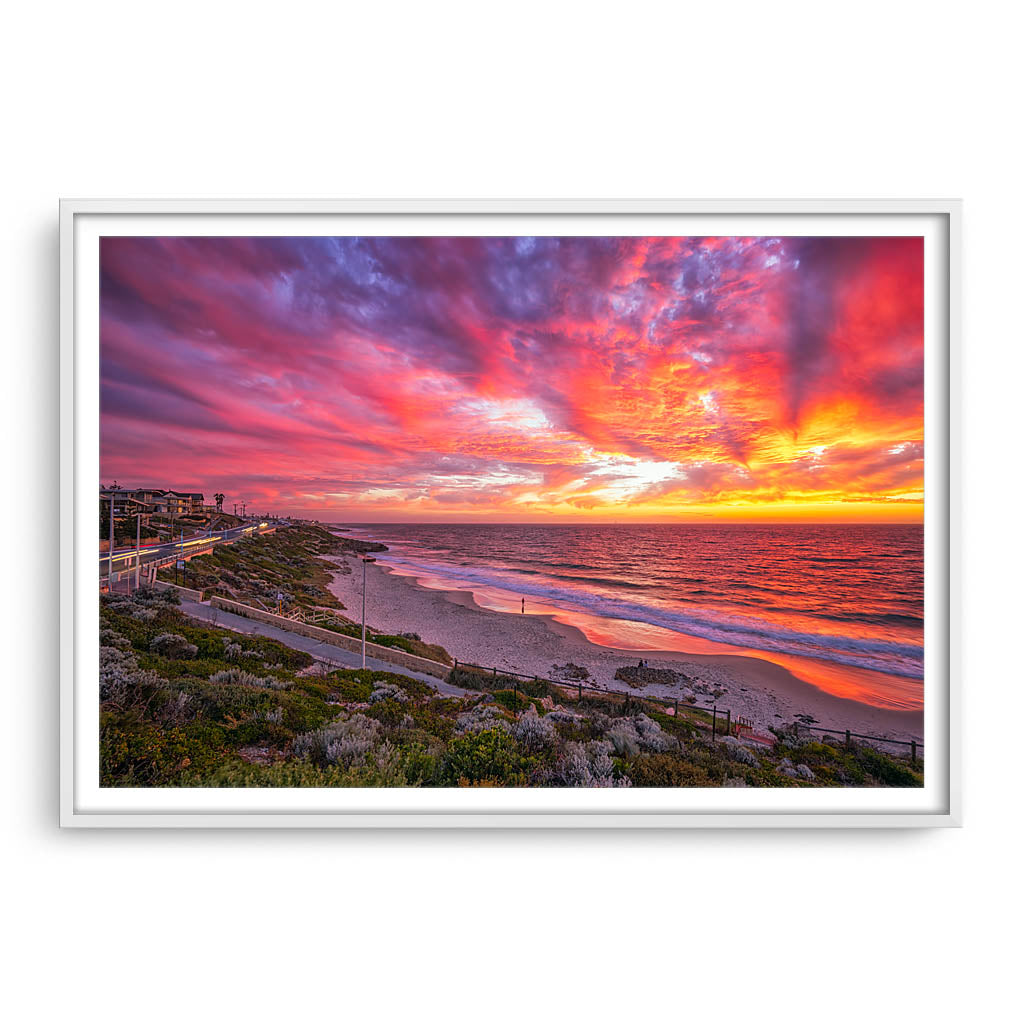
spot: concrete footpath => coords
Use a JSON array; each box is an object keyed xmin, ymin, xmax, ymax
[{"xmin": 179, "ymin": 599, "xmax": 473, "ymax": 697}]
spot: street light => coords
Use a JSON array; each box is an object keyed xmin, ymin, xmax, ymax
[
  {"xmin": 361, "ymin": 555, "xmax": 376, "ymax": 669},
  {"xmin": 134, "ymin": 510, "xmax": 142, "ymax": 591}
]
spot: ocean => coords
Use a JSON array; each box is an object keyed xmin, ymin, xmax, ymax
[{"xmin": 338, "ymin": 523, "xmax": 924, "ymax": 703}]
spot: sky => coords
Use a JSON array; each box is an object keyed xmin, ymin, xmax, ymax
[{"xmin": 100, "ymin": 235, "xmax": 924, "ymax": 522}]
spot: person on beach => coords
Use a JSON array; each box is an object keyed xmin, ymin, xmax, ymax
[{"xmin": 521, "ymin": 597, "xmax": 525, "ymax": 614}]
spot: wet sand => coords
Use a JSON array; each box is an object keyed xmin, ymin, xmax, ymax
[{"xmin": 326, "ymin": 554, "xmax": 924, "ymax": 743}]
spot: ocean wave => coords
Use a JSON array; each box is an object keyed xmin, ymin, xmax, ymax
[{"xmin": 380, "ymin": 554, "xmax": 924, "ymax": 680}]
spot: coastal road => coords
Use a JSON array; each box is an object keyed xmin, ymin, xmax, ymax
[
  {"xmin": 178, "ymin": 598, "xmax": 473, "ymax": 698},
  {"xmin": 100, "ymin": 522, "xmax": 266, "ymax": 576}
]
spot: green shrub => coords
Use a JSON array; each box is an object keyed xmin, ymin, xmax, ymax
[
  {"xmin": 859, "ymin": 747, "xmax": 923, "ymax": 787},
  {"xmin": 366, "ymin": 698, "xmax": 409, "ymax": 729},
  {"xmin": 370, "ymin": 634, "xmax": 453, "ymax": 665},
  {"xmin": 442, "ymin": 728, "xmax": 535, "ymax": 786},
  {"xmin": 100, "ymin": 717, "xmax": 226, "ymax": 786},
  {"xmin": 629, "ymin": 753, "xmax": 712, "ymax": 787},
  {"xmin": 491, "ymin": 689, "xmax": 544, "ymax": 714}
]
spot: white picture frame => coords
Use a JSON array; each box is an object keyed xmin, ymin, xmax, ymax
[{"xmin": 60, "ymin": 198, "xmax": 960, "ymax": 828}]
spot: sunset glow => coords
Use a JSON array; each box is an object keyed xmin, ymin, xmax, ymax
[{"xmin": 100, "ymin": 236, "xmax": 923, "ymax": 521}]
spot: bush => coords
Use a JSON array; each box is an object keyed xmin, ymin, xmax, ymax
[
  {"xmin": 100, "ymin": 645, "xmax": 163, "ymax": 711},
  {"xmin": 370, "ymin": 634, "xmax": 453, "ymax": 665},
  {"xmin": 100, "ymin": 718, "xmax": 224, "ymax": 786},
  {"xmin": 454, "ymin": 703, "xmax": 510, "ymax": 735},
  {"xmin": 512, "ymin": 707, "xmax": 559, "ymax": 753},
  {"xmin": 551, "ymin": 740, "xmax": 628, "ymax": 788},
  {"xmin": 369, "ymin": 683, "xmax": 408, "ymax": 704},
  {"xmin": 100, "ymin": 627, "xmax": 131, "ymax": 649},
  {"xmin": 155, "ymin": 691, "xmax": 196, "ymax": 727},
  {"xmin": 606, "ymin": 722, "xmax": 639, "ymax": 757},
  {"xmin": 491, "ymin": 689, "xmax": 541, "ymax": 714},
  {"xmin": 222, "ymin": 639, "xmax": 242, "ymax": 661},
  {"xmin": 442, "ymin": 728, "xmax": 534, "ymax": 786},
  {"xmin": 606, "ymin": 714, "xmax": 679, "ymax": 757},
  {"xmin": 366, "ymin": 698, "xmax": 410, "ymax": 729},
  {"xmin": 209, "ymin": 668, "xmax": 291, "ymax": 690},
  {"xmin": 859, "ymin": 747, "xmax": 922, "ymax": 787},
  {"xmin": 720, "ymin": 737, "xmax": 758, "ymax": 766},
  {"xmin": 630, "ymin": 753, "xmax": 712, "ymax": 787},
  {"xmin": 100, "ymin": 645, "xmax": 140, "ymax": 700},
  {"xmin": 149, "ymin": 633, "xmax": 199, "ymax": 659},
  {"xmin": 293, "ymin": 714, "xmax": 381, "ymax": 767},
  {"xmin": 445, "ymin": 666, "xmax": 521, "ymax": 693}
]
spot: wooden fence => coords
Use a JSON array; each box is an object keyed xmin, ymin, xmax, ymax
[{"xmin": 450, "ymin": 658, "xmax": 922, "ymax": 763}]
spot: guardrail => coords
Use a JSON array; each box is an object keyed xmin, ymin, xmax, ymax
[{"xmin": 100, "ymin": 525, "xmax": 271, "ymax": 584}]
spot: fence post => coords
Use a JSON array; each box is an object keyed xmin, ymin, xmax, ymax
[
  {"xmin": 454, "ymin": 658, "xmax": 458, "ymax": 670},
  {"xmin": 578, "ymin": 681, "xmax": 582, "ymax": 701},
  {"xmin": 725, "ymin": 709, "xmax": 731, "ymax": 737},
  {"xmin": 712, "ymin": 706, "xmax": 717, "ymax": 740},
  {"xmin": 845, "ymin": 729, "xmax": 851, "ymax": 748},
  {"xmin": 911, "ymin": 740, "xmax": 918, "ymax": 766},
  {"xmin": 674, "ymin": 698, "xmax": 678, "ymax": 717},
  {"xmin": 514, "ymin": 681, "xmax": 518, "ymax": 707},
  {"xmin": 493, "ymin": 665, "xmax": 497, "ymax": 679}
]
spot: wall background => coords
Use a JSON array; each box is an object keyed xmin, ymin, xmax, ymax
[{"xmin": 3, "ymin": 2, "xmax": 1018, "ymax": 1019}]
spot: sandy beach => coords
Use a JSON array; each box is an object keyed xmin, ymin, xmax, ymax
[{"xmin": 327, "ymin": 553, "xmax": 924, "ymax": 743}]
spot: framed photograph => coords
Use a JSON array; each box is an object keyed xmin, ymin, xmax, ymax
[{"xmin": 60, "ymin": 199, "xmax": 959, "ymax": 827}]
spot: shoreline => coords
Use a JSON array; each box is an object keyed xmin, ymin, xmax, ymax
[{"xmin": 326, "ymin": 553, "xmax": 924, "ymax": 743}]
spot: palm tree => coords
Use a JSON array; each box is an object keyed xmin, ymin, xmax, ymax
[{"xmin": 214, "ymin": 492, "xmax": 225, "ymax": 512}]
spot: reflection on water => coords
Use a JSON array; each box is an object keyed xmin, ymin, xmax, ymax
[{"xmin": 340, "ymin": 523, "xmax": 925, "ymax": 711}]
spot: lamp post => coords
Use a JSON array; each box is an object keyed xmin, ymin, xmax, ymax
[
  {"xmin": 107, "ymin": 491, "xmax": 115, "ymax": 581},
  {"xmin": 361, "ymin": 555, "xmax": 376, "ymax": 669},
  {"xmin": 134, "ymin": 511, "xmax": 141, "ymax": 590}
]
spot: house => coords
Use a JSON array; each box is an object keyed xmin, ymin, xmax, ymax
[
  {"xmin": 99, "ymin": 487, "xmax": 206, "ymax": 517},
  {"xmin": 165, "ymin": 490, "xmax": 205, "ymax": 514},
  {"xmin": 99, "ymin": 488, "xmax": 148, "ymax": 516}
]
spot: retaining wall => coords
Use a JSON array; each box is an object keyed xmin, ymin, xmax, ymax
[
  {"xmin": 208, "ymin": 596, "xmax": 450, "ymax": 679},
  {"xmin": 153, "ymin": 580, "xmax": 206, "ymax": 602}
]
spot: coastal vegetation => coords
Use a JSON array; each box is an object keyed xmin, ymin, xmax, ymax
[
  {"xmin": 161, "ymin": 523, "xmax": 453, "ymax": 664},
  {"xmin": 156, "ymin": 522, "xmax": 382, "ymax": 612},
  {"xmin": 100, "ymin": 588, "xmax": 923, "ymax": 789}
]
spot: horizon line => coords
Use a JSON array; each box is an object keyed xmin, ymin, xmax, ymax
[{"xmin": 308, "ymin": 519, "xmax": 923, "ymax": 527}]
